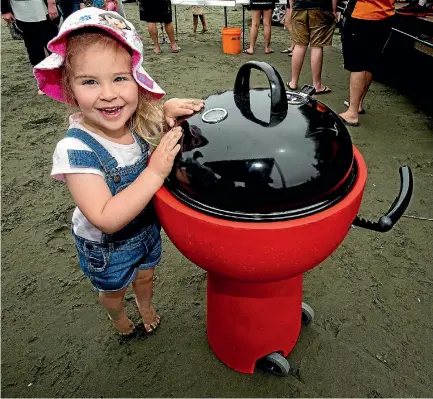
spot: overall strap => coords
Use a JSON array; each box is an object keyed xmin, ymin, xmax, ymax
[
  {"xmin": 66, "ymin": 128, "xmax": 118, "ymax": 173},
  {"xmin": 132, "ymin": 131, "xmax": 150, "ymax": 156}
]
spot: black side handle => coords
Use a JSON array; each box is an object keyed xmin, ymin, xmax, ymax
[{"xmin": 352, "ymin": 166, "xmax": 413, "ymax": 232}]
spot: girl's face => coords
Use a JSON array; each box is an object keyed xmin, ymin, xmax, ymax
[{"xmin": 70, "ymin": 41, "xmax": 138, "ymax": 137}]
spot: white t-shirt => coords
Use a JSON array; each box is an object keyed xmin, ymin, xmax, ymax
[
  {"xmin": 10, "ymin": 0, "xmax": 48, "ymax": 22},
  {"xmin": 51, "ymin": 115, "xmax": 146, "ymax": 242}
]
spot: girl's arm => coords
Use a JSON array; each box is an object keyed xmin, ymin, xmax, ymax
[{"xmin": 65, "ymin": 127, "xmax": 182, "ymax": 234}]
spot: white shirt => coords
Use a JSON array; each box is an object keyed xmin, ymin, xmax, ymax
[
  {"xmin": 10, "ymin": 0, "xmax": 48, "ymax": 22},
  {"xmin": 51, "ymin": 115, "xmax": 145, "ymax": 242}
]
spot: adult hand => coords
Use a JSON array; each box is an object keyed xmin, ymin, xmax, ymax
[
  {"xmin": 47, "ymin": 1, "xmax": 59, "ymax": 20},
  {"xmin": 164, "ymin": 98, "xmax": 205, "ymax": 128},
  {"xmin": 1, "ymin": 13, "xmax": 15, "ymax": 24},
  {"xmin": 148, "ymin": 126, "xmax": 183, "ymax": 179}
]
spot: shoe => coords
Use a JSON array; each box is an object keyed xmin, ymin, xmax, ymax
[{"xmin": 397, "ymin": 3, "xmax": 428, "ymax": 16}]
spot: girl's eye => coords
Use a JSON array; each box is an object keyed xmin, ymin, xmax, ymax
[
  {"xmin": 114, "ymin": 76, "xmax": 128, "ymax": 82},
  {"xmin": 82, "ymin": 79, "xmax": 97, "ymax": 85}
]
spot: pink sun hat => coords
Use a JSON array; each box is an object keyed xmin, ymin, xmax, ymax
[{"xmin": 34, "ymin": 7, "xmax": 165, "ymax": 103}]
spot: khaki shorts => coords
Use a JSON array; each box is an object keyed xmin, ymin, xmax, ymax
[{"xmin": 291, "ymin": 10, "xmax": 336, "ymax": 47}]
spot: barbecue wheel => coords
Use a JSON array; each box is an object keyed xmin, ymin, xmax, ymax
[
  {"xmin": 257, "ymin": 352, "xmax": 291, "ymax": 377},
  {"xmin": 301, "ymin": 302, "xmax": 315, "ymax": 326}
]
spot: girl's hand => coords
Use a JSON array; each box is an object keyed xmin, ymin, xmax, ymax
[
  {"xmin": 148, "ymin": 126, "xmax": 183, "ymax": 179},
  {"xmin": 164, "ymin": 98, "xmax": 205, "ymax": 128}
]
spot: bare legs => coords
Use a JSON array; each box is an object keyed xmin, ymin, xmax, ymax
[
  {"xmin": 132, "ymin": 269, "xmax": 160, "ymax": 333},
  {"xmin": 245, "ymin": 10, "xmax": 261, "ymax": 54},
  {"xmin": 99, "ymin": 288, "xmax": 135, "ymax": 335},
  {"xmin": 289, "ymin": 45, "xmax": 328, "ymax": 92},
  {"xmin": 339, "ymin": 71, "xmax": 373, "ymax": 124},
  {"xmin": 148, "ymin": 22, "xmax": 180, "ymax": 54},
  {"xmin": 246, "ymin": 9, "xmax": 273, "ymax": 54},
  {"xmin": 311, "ymin": 46, "xmax": 327, "ymax": 92},
  {"xmin": 288, "ymin": 44, "xmax": 307, "ymax": 89},
  {"xmin": 263, "ymin": 9, "xmax": 273, "ymax": 53},
  {"xmin": 99, "ymin": 269, "xmax": 160, "ymax": 335},
  {"xmin": 193, "ymin": 15, "xmax": 208, "ymax": 34}
]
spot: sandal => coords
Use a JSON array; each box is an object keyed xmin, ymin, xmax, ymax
[
  {"xmin": 286, "ymin": 82, "xmax": 297, "ymax": 91},
  {"xmin": 243, "ymin": 49, "xmax": 254, "ymax": 55},
  {"xmin": 265, "ymin": 49, "xmax": 274, "ymax": 54},
  {"xmin": 344, "ymin": 100, "xmax": 366, "ymax": 114},
  {"xmin": 171, "ymin": 47, "xmax": 181, "ymax": 53},
  {"xmin": 314, "ymin": 85, "xmax": 332, "ymax": 95},
  {"xmin": 281, "ymin": 48, "xmax": 293, "ymax": 54}
]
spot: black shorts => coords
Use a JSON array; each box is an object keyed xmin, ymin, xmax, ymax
[
  {"xmin": 139, "ymin": 0, "xmax": 172, "ymax": 23},
  {"xmin": 250, "ymin": 0, "xmax": 275, "ymax": 11},
  {"xmin": 341, "ymin": 16, "xmax": 394, "ymax": 73}
]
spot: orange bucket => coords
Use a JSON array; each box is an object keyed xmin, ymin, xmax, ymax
[{"xmin": 222, "ymin": 27, "xmax": 242, "ymax": 55}]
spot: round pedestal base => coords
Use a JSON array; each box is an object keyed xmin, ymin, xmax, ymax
[{"xmin": 206, "ymin": 272, "xmax": 303, "ymax": 374}]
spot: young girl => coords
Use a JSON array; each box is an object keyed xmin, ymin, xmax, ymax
[
  {"xmin": 34, "ymin": 7, "xmax": 204, "ymax": 338},
  {"xmin": 191, "ymin": 6, "xmax": 208, "ymax": 35}
]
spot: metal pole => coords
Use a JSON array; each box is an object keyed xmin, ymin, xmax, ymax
[
  {"xmin": 175, "ymin": 5, "xmax": 178, "ymax": 41},
  {"xmin": 242, "ymin": 5, "xmax": 246, "ymax": 51},
  {"xmin": 224, "ymin": 6, "xmax": 228, "ymax": 27}
]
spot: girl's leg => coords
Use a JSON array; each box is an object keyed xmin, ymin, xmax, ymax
[
  {"xmin": 199, "ymin": 14, "xmax": 208, "ymax": 32},
  {"xmin": 246, "ymin": 10, "xmax": 261, "ymax": 54},
  {"xmin": 263, "ymin": 9, "xmax": 273, "ymax": 53},
  {"xmin": 132, "ymin": 269, "xmax": 160, "ymax": 333},
  {"xmin": 99, "ymin": 288, "xmax": 135, "ymax": 335},
  {"xmin": 193, "ymin": 14, "xmax": 199, "ymax": 34}
]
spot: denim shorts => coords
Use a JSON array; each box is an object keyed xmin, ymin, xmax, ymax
[{"xmin": 73, "ymin": 223, "xmax": 161, "ymax": 292}]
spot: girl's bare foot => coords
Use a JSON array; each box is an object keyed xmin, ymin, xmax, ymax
[
  {"xmin": 38, "ymin": 89, "xmax": 45, "ymax": 96},
  {"xmin": 108, "ymin": 314, "xmax": 136, "ymax": 336},
  {"xmin": 140, "ymin": 305, "xmax": 161, "ymax": 333}
]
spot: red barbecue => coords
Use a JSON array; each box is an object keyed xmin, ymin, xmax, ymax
[{"xmin": 154, "ymin": 62, "xmax": 413, "ymax": 376}]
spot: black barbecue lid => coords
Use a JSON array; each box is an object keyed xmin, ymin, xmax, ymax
[{"xmin": 166, "ymin": 61, "xmax": 354, "ymax": 221}]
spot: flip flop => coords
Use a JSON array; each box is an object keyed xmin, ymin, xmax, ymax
[
  {"xmin": 281, "ymin": 48, "xmax": 293, "ymax": 54},
  {"xmin": 265, "ymin": 49, "xmax": 274, "ymax": 54},
  {"xmin": 344, "ymin": 100, "xmax": 366, "ymax": 114},
  {"xmin": 286, "ymin": 82, "xmax": 297, "ymax": 91},
  {"xmin": 315, "ymin": 85, "xmax": 332, "ymax": 95},
  {"xmin": 340, "ymin": 116, "xmax": 360, "ymax": 127},
  {"xmin": 171, "ymin": 47, "xmax": 181, "ymax": 53},
  {"xmin": 243, "ymin": 49, "xmax": 254, "ymax": 55}
]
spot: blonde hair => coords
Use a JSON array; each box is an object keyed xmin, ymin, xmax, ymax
[{"xmin": 61, "ymin": 29, "xmax": 164, "ymax": 146}]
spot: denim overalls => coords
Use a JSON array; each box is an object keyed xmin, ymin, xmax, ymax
[{"xmin": 66, "ymin": 128, "xmax": 162, "ymax": 293}]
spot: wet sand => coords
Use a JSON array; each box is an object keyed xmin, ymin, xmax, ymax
[{"xmin": 1, "ymin": 5, "xmax": 433, "ymax": 397}]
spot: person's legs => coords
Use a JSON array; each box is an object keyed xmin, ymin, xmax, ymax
[
  {"xmin": 288, "ymin": 10, "xmax": 309, "ymax": 88},
  {"xmin": 263, "ymin": 9, "xmax": 273, "ymax": 53},
  {"xmin": 164, "ymin": 22, "xmax": 180, "ymax": 51},
  {"xmin": 15, "ymin": 20, "xmax": 46, "ymax": 66},
  {"xmin": 132, "ymin": 269, "xmax": 160, "ymax": 333},
  {"xmin": 289, "ymin": 45, "xmax": 308, "ymax": 89},
  {"xmin": 309, "ymin": 10, "xmax": 335, "ymax": 92},
  {"xmin": 310, "ymin": 46, "xmax": 324, "ymax": 92},
  {"xmin": 193, "ymin": 14, "xmax": 199, "ymax": 34},
  {"xmin": 245, "ymin": 10, "xmax": 261, "ymax": 54},
  {"xmin": 283, "ymin": 9, "xmax": 294, "ymax": 52},
  {"xmin": 199, "ymin": 14, "xmax": 208, "ymax": 31},
  {"xmin": 339, "ymin": 71, "xmax": 366, "ymax": 124},
  {"xmin": 99, "ymin": 288, "xmax": 135, "ymax": 334},
  {"xmin": 147, "ymin": 22, "xmax": 161, "ymax": 54}
]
